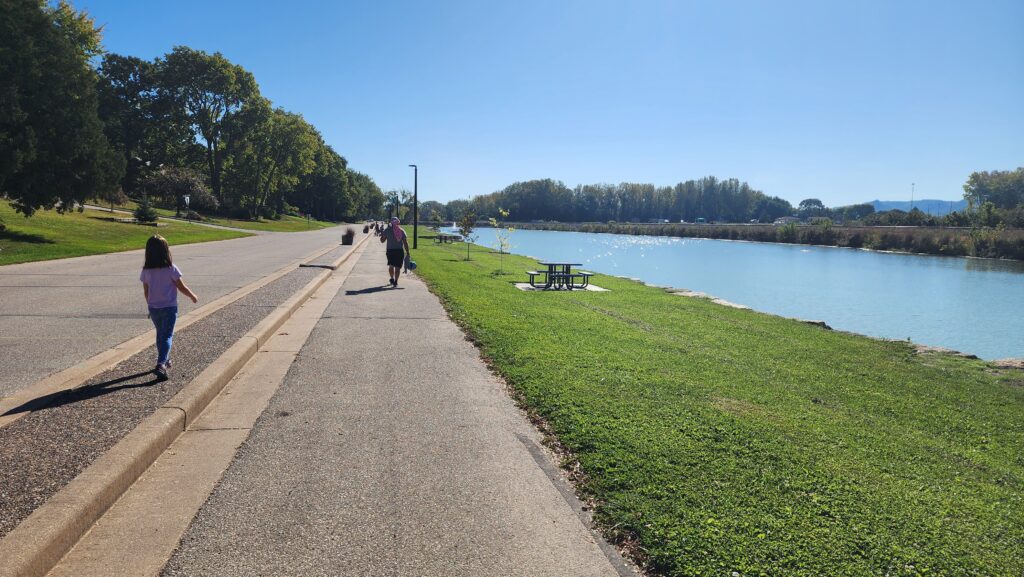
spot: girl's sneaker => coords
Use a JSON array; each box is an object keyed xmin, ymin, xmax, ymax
[{"xmin": 155, "ymin": 363, "xmax": 169, "ymax": 381}]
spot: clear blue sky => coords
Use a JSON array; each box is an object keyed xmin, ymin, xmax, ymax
[{"xmin": 78, "ymin": 0, "xmax": 1023, "ymax": 207}]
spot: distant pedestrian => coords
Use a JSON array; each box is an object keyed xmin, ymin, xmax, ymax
[
  {"xmin": 140, "ymin": 235, "xmax": 198, "ymax": 380},
  {"xmin": 380, "ymin": 216, "xmax": 410, "ymax": 287}
]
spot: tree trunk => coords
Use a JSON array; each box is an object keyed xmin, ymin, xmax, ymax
[{"xmin": 206, "ymin": 143, "xmax": 219, "ymax": 203}]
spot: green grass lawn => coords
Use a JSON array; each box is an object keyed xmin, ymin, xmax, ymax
[
  {"xmin": 198, "ymin": 213, "xmax": 338, "ymax": 232},
  {"xmin": 96, "ymin": 200, "xmax": 338, "ymax": 232},
  {"xmin": 412, "ymin": 236, "xmax": 1024, "ymax": 577},
  {"xmin": 0, "ymin": 204, "xmax": 251, "ymax": 266}
]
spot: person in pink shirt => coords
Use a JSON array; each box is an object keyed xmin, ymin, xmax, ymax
[{"xmin": 140, "ymin": 235, "xmax": 198, "ymax": 380}]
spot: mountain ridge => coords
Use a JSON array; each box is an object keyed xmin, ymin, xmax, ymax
[{"xmin": 867, "ymin": 199, "xmax": 967, "ymax": 216}]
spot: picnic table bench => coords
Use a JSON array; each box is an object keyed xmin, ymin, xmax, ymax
[
  {"xmin": 434, "ymin": 234, "xmax": 461, "ymax": 244},
  {"xmin": 527, "ymin": 262, "xmax": 592, "ymax": 290}
]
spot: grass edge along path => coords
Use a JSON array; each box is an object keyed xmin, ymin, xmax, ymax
[
  {"xmin": 412, "ymin": 236, "xmax": 1024, "ymax": 577},
  {"xmin": 0, "ymin": 205, "xmax": 251, "ymax": 266}
]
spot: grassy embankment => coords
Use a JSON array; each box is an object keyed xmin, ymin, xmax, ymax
[
  {"xmin": 95, "ymin": 201, "xmax": 337, "ymax": 232},
  {"xmin": 413, "ymin": 235, "xmax": 1024, "ymax": 577},
  {"xmin": 513, "ymin": 221, "xmax": 1024, "ymax": 261},
  {"xmin": 0, "ymin": 204, "xmax": 251, "ymax": 266}
]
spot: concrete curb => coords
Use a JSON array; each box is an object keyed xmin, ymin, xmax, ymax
[
  {"xmin": 0, "ymin": 235, "xmax": 369, "ymax": 577},
  {"xmin": 0, "ymin": 241, "xmax": 341, "ymax": 430}
]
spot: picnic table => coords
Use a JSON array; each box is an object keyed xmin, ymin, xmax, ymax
[
  {"xmin": 434, "ymin": 233, "xmax": 462, "ymax": 244},
  {"xmin": 526, "ymin": 262, "xmax": 593, "ymax": 290}
]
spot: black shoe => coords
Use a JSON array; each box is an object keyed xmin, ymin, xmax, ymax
[{"xmin": 154, "ymin": 365, "xmax": 168, "ymax": 381}]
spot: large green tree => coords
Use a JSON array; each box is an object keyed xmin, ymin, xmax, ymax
[
  {"xmin": 0, "ymin": 0, "xmax": 123, "ymax": 216},
  {"xmin": 97, "ymin": 53, "xmax": 192, "ymax": 195},
  {"xmin": 963, "ymin": 168, "xmax": 1024, "ymax": 210},
  {"xmin": 291, "ymin": 143, "xmax": 350, "ymax": 221},
  {"xmin": 223, "ymin": 99, "xmax": 318, "ymax": 218},
  {"xmin": 158, "ymin": 46, "xmax": 258, "ymax": 204}
]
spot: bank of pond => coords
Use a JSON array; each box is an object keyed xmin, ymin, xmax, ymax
[
  {"xmin": 510, "ymin": 221, "xmax": 1024, "ymax": 261},
  {"xmin": 449, "ymin": 227, "xmax": 1022, "ymax": 361},
  {"xmin": 415, "ymin": 238, "xmax": 1024, "ymax": 577}
]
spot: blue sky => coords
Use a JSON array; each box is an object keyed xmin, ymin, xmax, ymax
[{"xmin": 78, "ymin": 0, "xmax": 1023, "ymax": 207}]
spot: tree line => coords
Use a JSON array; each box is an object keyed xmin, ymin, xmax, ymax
[
  {"xmin": 434, "ymin": 168, "xmax": 1024, "ymax": 230},
  {"xmin": 435, "ymin": 177, "xmax": 796, "ymax": 224},
  {"xmin": 1, "ymin": 0, "xmax": 384, "ymax": 222}
]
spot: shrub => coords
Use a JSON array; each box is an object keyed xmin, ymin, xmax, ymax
[{"xmin": 133, "ymin": 197, "xmax": 158, "ymax": 224}]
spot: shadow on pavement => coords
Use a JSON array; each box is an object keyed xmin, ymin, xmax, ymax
[
  {"xmin": 345, "ymin": 286, "xmax": 403, "ymax": 295},
  {"xmin": 2, "ymin": 371, "xmax": 162, "ymax": 417}
]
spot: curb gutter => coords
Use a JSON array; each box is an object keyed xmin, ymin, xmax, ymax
[{"xmin": 0, "ymin": 234, "xmax": 369, "ymax": 577}]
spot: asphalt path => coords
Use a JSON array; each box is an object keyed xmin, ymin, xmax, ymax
[
  {"xmin": 162, "ymin": 248, "xmax": 632, "ymax": 576},
  {"xmin": 0, "ymin": 226, "xmax": 348, "ymax": 397}
]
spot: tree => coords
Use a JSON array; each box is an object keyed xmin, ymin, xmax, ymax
[
  {"xmin": 458, "ymin": 211, "xmax": 477, "ymax": 260},
  {"xmin": 291, "ymin": 143, "xmax": 350, "ymax": 221},
  {"xmin": 97, "ymin": 53, "xmax": 193, "ymax": 196},
  {"xmin": 223, "ymin": 100, "xmax": 318, "ymax": 219},
  {"xmin": 385, "ymin": 189, "xmax": 414, "ymax": 221},
  {"xmin": 0, "ymin": 0, "xmax": 123, "ymax": 216},
  {"xmin": 419, "ymin": 200, "xmax": 445, "ymax": 224},
  {"xmin": 797, "ymin": 198, "xmax": 826, "ymax": 219},
  {"xmin": 97, "ymin": 54, "xmax": 157, "ymax": 195},
  {"xmin": 488, "ymin": 208, "xmax": 513, "ymax": 274},
  {"xmin": 963, "ymin": 168, "xmax": 1024, "ymax": 210},
  {"xmin": 753, "ymin": 196, "xmax": 795, "ymax": 222},
  {"xmin": 159, "ymin": 46, "xmax": 258, "ymax": 205}
]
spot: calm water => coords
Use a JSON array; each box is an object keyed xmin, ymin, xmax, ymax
[{"xmin": 450, "ymin": 228, "xmax": 1024, "ymax": 360}]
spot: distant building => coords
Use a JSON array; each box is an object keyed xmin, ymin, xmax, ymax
[{"xmin": 773, "ymin": 216, "xmax": 800, "ymax": 225}]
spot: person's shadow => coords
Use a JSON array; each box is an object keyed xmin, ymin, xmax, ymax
[
  {"xmin": 345, "ymin": 285, "xmax": 403, "ymax": 295},
  {"xmin": 2, "ymin": 371, "xmax": 162, "ymax": 417}
]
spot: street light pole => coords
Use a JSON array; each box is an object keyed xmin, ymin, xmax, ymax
[{"xmin": 408, "ymin": 164, "xmax": 418, "ymax": 249}]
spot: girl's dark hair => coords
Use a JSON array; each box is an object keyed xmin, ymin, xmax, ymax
[{"xmin": 144, "ymin": 235, "xmax": 173, "ymax": 269}]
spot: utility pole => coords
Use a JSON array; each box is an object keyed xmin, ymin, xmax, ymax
[
  {"xmin": 911, "ymin": 182, "xmax": 915, "ymax": 211},
  {"xmin": 408, "ymin": 164, "xmax": 418, "ymax": 249}
]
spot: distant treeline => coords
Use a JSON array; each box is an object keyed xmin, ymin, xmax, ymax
[
  {"xmin": 426, "ymin": 168, "xmax": 1024, "ymax": 231},
  {"xmin": 510, "ymin": 221, "xmax": 1024, "ymax": 261},
  {"xmin": 2, "ymin": 1, "xmax": 384, "ymax": 222},
  {"xmin": 434, "ymin": 177, "xmax": 796, "ymax": 224}
]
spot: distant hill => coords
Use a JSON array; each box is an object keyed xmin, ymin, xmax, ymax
[{"xmin": 868, "ymin": 199, "xmax": 967, "ymax": 216}]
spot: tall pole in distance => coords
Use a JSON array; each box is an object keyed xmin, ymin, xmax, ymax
[
  {"xmin": 911, "ymin": 182, "xmax": 915, "ymax": 211},
  {"xmin": 409, "ymin": 164, "xmax": 418, "ymax": 249}
]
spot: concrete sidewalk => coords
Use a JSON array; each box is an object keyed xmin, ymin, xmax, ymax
[{"xmin": 162, "ymin": 247, "xmax": 632, "ymax": 576}]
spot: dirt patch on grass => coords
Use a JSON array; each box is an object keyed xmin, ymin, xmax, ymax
[{"xmin": 711, "ymin": 396, "xmax": 765, "ymax": 417}]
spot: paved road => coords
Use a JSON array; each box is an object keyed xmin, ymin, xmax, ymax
[
  {"xmin": 162, "ymin": 248, "xmax": 631, "ymax": 577},
  {"xmin": 0, "ymin": 227, "xmax": 348, "ymax": 397}
]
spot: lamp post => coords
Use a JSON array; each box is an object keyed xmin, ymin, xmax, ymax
[{"xmin": 408, "ymin": 164, "xmax": 418, "ymax": 249}]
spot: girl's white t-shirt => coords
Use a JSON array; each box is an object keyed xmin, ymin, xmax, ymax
[{"xmin": 140, "ymin": 265, "xmax": 182, "ymax": 309}]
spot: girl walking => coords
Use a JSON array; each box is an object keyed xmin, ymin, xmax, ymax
[{"xmin": 140, "ymin": 235, "xmax": 198, "ymax": 380}]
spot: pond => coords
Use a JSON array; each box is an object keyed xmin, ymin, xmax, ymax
[{"xmin": 452, "ymin": 227, "xmax": 1024, "ymax": 360}]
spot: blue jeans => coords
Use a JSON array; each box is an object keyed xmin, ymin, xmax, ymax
[{"xmin": 149, "ymin": 306, "xmax": 178, "ymax": 366}]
